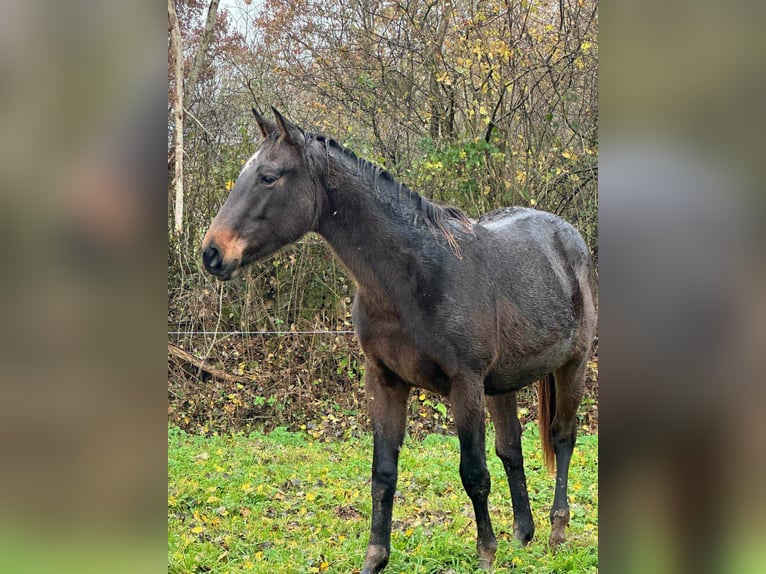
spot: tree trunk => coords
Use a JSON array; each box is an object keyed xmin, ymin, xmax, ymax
[
  {"xmin": 185, "ymin": 0, "xmax": 222, "ymax": 104},
  {"xmin": 168, "ymin": 0, "xmax": 184, "ymax": 236}
]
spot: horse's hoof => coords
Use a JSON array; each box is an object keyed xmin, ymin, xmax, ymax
[
  {"xmin": 361, "ymin": 544, "xmax": 389, "ymax": 574},
  {"xmin": 478, "ymin": 557, "xmax": 494, "ymax": 572},
  {"xmin": 513, "ymin": 522, "xmax": 535, "ymax": 546},
  {"xmin": 477, "ymin": 542, "xmax": 497, "ymax": 571},
  {"xmin": 548, "ymin": 532, "xmax": 567, "ymax": 550},
  {"xmin": 548, "ymin": 510, "xmax": 570, "ymax": 551}
]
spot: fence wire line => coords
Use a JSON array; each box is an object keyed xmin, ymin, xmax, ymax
[{"xmin": 168, "ymin": 330, "xmax": 356, "ymax": 336}]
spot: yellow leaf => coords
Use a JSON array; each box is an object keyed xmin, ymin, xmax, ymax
[
  {"xmin": 225, "ymin": 180, "xmax": 234, "ymax": 191},
  {"xmin": 320, "ymin": 561, "xmax": 329, "ymax": 571},
  {"xmin": 191, "ymin": 526, "xmax": 204, "ymax": 534}
]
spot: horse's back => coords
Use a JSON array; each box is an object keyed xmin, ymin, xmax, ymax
[
  {"xmin": 479, "ymin": 207, "xmax": 589, "ymax": 259},
  {"xmin": 477, "ymin": 208, "xmax": 593, "ymax": 295}
]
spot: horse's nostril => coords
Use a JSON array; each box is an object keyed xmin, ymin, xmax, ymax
[{"xmin": 203, "ymin": 242, "xmax": 222, "ymax": 271}]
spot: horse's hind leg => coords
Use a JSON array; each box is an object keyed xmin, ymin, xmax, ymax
[
  {"xmin": 548, "ymin": 357, "xmax": 587, "ymax": 548},
  {"xmin": 486, "ymin": 392, "xmax": 535, "ymax": 544},
  {"xmin": 450, "ymin": 377, "xmax": 497, "ymax": 570}
]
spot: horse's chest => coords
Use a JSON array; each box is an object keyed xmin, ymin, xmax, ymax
[{"xmin": 357, "ymin": 323, "xmax": 451, "ymax": 396}]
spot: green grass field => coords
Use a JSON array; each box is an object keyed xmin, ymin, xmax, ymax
[{"xmin": 168, "ymin": 425, "xmax": 597, "ymax": 573}]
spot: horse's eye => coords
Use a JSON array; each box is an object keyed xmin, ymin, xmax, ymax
[{"xmin": 259, "ymin": 174, "xmax": 279, "ymax": 185}]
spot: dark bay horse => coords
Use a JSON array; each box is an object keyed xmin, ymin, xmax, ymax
[{"xmin": 202, "ymin": 108, "xmax": 597, "ymax": 573}]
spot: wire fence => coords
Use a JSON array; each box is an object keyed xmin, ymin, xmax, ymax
[{"xmin": 168, "ymin": 330, "xmax": 356, "ymax": 336}]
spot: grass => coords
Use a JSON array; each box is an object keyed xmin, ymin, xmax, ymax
[{"xmin": 168, "ymin": 424, "xmax": 597, "ymax": 573}]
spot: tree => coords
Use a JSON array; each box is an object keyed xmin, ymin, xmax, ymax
[
  {"xmin": 168, "ymin": 0, "xmax": 185, "ymax": 236},
  {"xmin": 168, "ymin": 0, "xmax": 222, "ymax": 237}
]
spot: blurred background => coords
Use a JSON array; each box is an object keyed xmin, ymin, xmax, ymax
[
  {"xmin": 0, "ymin": 1, "xmax": 165, "ymax": 572},
  {"xmin": 599, "ymin": 1, "xmax": 765, "ymax": 573},
  {"xmin": 0, "ymin": 0, "xmax": 762, "ymax": 572}
]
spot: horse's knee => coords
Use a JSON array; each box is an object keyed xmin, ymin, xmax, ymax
[
  {"xmin": 460, "ymin": 463, "xmax": 491, "ymax": 501},
  {"xmin": 371, "ymin": 466, "xmax": 397, "ymax": 503},
  {"xmin": 495, "ymin": 443, "xmax": 524, "ymax": 470}
]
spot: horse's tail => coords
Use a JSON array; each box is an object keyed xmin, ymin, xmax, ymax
[{"xmin": 538, "ymin": 373, "xmax": 556, "ymax": 475}]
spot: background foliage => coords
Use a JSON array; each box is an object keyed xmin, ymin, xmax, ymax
[{"xmin": 168, "ymin": 0, "xmax": 598, "ymax": 435}]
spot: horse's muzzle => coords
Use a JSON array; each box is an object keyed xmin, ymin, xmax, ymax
[{"xmin": 202, "ymin": 241, "xmax": 238, "ymax": 280}]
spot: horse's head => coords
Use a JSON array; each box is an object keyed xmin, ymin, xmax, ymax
[{"xmin": 202, "ymin": 108, "xmax": 320, "ymax": 280}]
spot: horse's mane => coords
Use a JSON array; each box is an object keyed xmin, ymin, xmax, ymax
[{"xmin": 305, "ymin": 132, "xmax": 473, "ymax": 257}]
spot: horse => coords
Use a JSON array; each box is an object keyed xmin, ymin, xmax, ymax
[{"xmin": 202, "ymin": 108, "xmax": 597, "ymax": 573}]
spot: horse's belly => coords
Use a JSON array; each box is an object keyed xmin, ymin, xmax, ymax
[
  {"xmin": 483, "ymin": 336, "xmax": 574, "ymax": 394},
  {"xmin": 483, "ymin": 366, "xmax": 545, "ymax": 395}
]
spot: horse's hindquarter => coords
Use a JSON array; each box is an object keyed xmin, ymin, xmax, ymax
[{"xmin": 473, "ymin": 209, "xmax": 594, "ymax": 392}]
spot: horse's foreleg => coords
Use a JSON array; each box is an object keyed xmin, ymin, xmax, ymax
[
  {"xmin": 487, "ymin": 392, "xmax": 535, "ymax": 544},
  {"xmin": 361, "ymin": 363, "xmax": 409, "ymax": 574},
  {"xmin": 451, "ymin": 378, "xmax": 497, "ymax": 571},
  {"xmin": 549, "ymin": 358, "xmax": 586, "ymax": 548}
]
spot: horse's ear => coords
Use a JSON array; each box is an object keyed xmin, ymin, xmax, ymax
[
  {"xmin": 272, "ymin": 107, "xmax": 304, "ymax": 147},
  {"xmin": 252, "ymin": 107, "xmax": 275, "ymax": 139}
]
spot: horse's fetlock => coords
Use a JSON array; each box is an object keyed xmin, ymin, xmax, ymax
[{"xmin": 550, "ymin": 508, "xmax": 570, "ymax": 524}]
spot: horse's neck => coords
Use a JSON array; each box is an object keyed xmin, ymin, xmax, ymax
[{"xmin": 316, "ymin": 176, "xmax": 418, "ymax": 295}]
